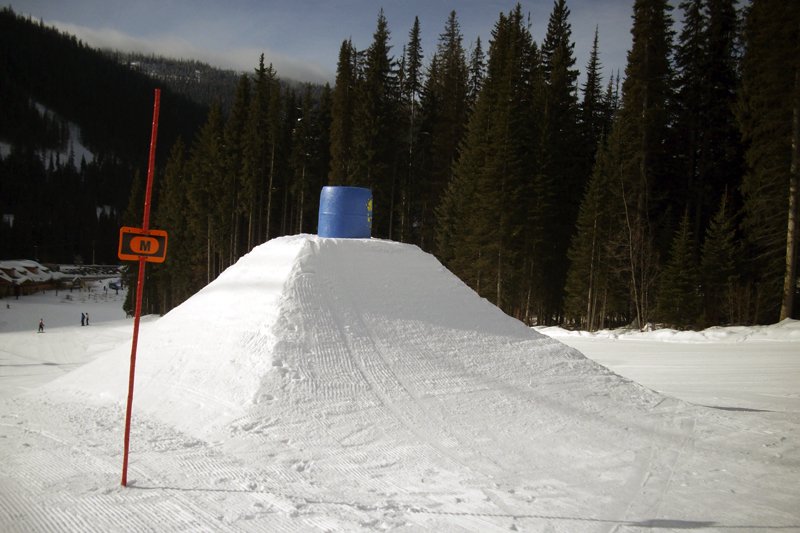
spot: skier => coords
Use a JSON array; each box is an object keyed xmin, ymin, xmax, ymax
[
  {"xmin": 38, "ymin": 318, "xmax": 44, "ymax": 333},
  {"xmin": 85, "ymin": 312, "xmax": 89, "ymax": 326},
  {"xmin": 81, "ymin": 312, "xmax": 85, "ymax": 326}
]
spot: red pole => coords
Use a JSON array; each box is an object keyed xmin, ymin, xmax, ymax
[
  {"xmin": 122, "ymin": 88, "xmax": 161, "ymax": 487},
  {"xmin": 141, "ymin": 89, "xmax": 160, "ymax": 233}
]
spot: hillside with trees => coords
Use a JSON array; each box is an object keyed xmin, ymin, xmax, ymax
[
  {"xmin": 0, "ymin": 7, "xmax": 208, "ymax": 265},
  {"xmin": 108, "ymin": 52, "xmax": 242, "ymax": 115},
  {"xmin": 2, "ymin": 2, "xmax": 798, "ymax": 328}
]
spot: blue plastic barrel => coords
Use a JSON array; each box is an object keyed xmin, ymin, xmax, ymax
[{"xmin": 317, "ymin": 186, "xmax": 373, "ymax": 238}]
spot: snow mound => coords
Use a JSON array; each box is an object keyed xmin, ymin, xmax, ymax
[
  {"xmin": 539, "ymin": 318, "xmax": 800, "ymax": 343},
  {"xmin": 53, "ymin": 234, "xmax": 662, "ymax": 440}
]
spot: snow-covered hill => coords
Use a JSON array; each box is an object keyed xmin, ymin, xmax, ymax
[{"xmin": 1, "ymin": 235, "xmax": 798, "ymax": 532}]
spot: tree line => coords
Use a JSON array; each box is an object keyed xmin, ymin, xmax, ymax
[
  {"xmin": 140, "ymin": 0, "xmax": 797, "ymax": 328},
  {"xmin": 2, "ymin": 3, "xmax": 796, "ymax": 329}
]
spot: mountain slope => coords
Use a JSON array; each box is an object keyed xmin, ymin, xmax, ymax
[{"xmin": 0, "ymin": 7, "xmax": 206, "ymax": 164}]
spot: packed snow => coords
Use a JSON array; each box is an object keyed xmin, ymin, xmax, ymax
[
  {"xmin": 538, "ymin": 323, "xmax": 800, "ymax": 415},
  {"xmin": 0, "ymin": 235, "xmax": 798, "ymax": 532}
]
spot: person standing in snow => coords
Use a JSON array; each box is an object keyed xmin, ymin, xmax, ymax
[
  {"xmin": 81, "ymin": 312, "xmax": 85, "ymax": 326},
  {"xmin": 38, "ymin": 318, "xmax": 44, "ymax": 333},
  {"xmin": 85, "ymin": 312, "xmax": 89, "ymax": 326}
]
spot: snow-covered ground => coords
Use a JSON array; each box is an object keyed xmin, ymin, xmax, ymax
[
  {"xmin": 1, "ymin": 235, "xmax": 798, "ymax": 532},
  {"xmin": 538, "ymin": 323, "xmax": 800, "ymax": 414},
  {"xmin": 0, "ymin": 278, "xmax": 129, "ymax": 399}
]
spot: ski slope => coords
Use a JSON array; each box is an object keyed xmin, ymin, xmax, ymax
[{"xmin": 1, "ymin": 235, "xmax": 798, "ymax": 532}]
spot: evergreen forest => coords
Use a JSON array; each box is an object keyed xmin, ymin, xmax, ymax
[{"xmin": 1, "ymin": 1, "xmax": 798, "ymax": 330}]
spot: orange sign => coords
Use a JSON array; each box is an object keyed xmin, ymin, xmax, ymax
[{"xmin": 118, "ymin": 226, "xmax": 168, "ymax": 263}]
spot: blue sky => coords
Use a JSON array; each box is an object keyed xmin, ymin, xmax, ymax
[{"xmin": 12, "ymin": 0, "xmax": 638, "ymax": 86}]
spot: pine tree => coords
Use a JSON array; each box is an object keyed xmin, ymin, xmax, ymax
[
  {"xmin": 675, "ymin": 0, "xmax": 743, "ymax": 246},
  {"xmin": 224, "ymin": 74, "xmax": 251, "ymax": 262},
  {"xmin": 701, "ymin": 0, "xmax": 742, "ymax": 237},
  {"xmin": 329, "ymin": 39, "xmax": 359, "ymax": 186},
  {"xmin": 737, "ymin": 0, "xmax": 800, "ymax": 322},
  {"xmin": 437, "ymin": 7, "xmax": 535, "ymax": 313},
  {"xmin": 565, "ymin": 124, "xmax": 630, "ymax": 330},
  {"xmin": 417, "ymin": 10, "xmax": 469, "ymax": 252},
  {"xmin": 564, "ymin": 144, "xmax": 613, "ymax": 330},
  {"xmin": 657, "ymin": 211, "xmax": 702, "ymax": 328},
  {"xmin": 289, "ymin": 85, "xmax": 315, "ymax": 233},
  {"xmin": 417, "ymin": 53, "xmax": 442, "ymax": 247},
  {"xmin": 602, "ymin": 0, "xmax": 676, "ymax": 329},
  {"xmin": 264, "ymin": 71, "xmax": 284, "ymax": 241},
  {"xmin": 404, "ymin": 17, "xmax": 424, "ymax": 116},
  {"xmin": 314, "ymin": 84, "xmax": 333, "ymax": 217},
  {"xmin": 243, "ymin": 56, "xmax": 275, "ymax": 248},
  {"xmin": 186, "ymin": 102, "xmax": 226, "ymax": 286},
  {"xmin": 580, "ymin": 27, "xmax": 605, "ymax": 159},
  {"xmin": 602, "ymin": 71, "xmax": 621, "ymax": 128},
  {"xmin": 536, "ymin": 0, "xmax": 583, "ymax": 323},
  {"xmin": 277, "ymin": 89, "xmax": 297, "ymax": 237},
  {"xmin": 700, "ymin": 191, "xmax": 740, "ymax": 325},
  {"xmin": 399, "ymin": 16, "xmax": 424, "ymax": 243},
  {"xmin": 674, "ymin": 0, "xmax": 706, "ymax": 229},
  {"xmin": 153, "ymin": 138, "xmax": 191, "ymax": 312},
  {"xmin": 467, "ymin": 37, "xmax": 485, "ymax": 109},
  {"xmin": 350, "ymin": 10, "xmax": 400, "ymax": 238}
]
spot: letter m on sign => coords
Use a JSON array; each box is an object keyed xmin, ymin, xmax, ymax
[{"xmin": 118, "ymin": 226, "xmax": 168, "ymax": 263}]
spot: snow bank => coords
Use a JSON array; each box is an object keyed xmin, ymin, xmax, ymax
[{"xmin": 538, "ymin": 318, "xmax": 800, "ymax": 343}]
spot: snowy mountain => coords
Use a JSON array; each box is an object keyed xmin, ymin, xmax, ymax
[{"xmin": 0, "ymin": 235, "xmax": 798, "ymax": 531}]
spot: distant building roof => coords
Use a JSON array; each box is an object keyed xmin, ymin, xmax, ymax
[{"xmin": 0, "ymin": 260, "xmax": 65, "ymax": 285}]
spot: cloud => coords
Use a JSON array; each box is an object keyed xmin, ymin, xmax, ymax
[
  {"xmin": 47, "ymin": 20, "xmax": 334, "ymax": 84},
  {"xmin": 213, "ymin": 47, "xmax": 335, "ymax": 84}
]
